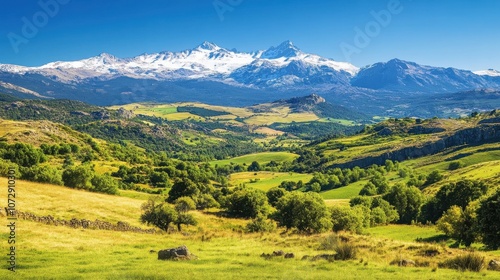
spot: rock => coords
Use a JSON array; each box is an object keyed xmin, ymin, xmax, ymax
[
  {"xmin": 260, "ymin": 253, "xmax": 272, "ymax": 260},
  {"xmin": 488, "ymin": 260, "xmax": 500, "ymax": 271},
  {"xmin": 401, "ymin": 259, "xmax": 416, "ymax": 267},
  {"xmin": 312, "ymin": 254, "xmax": 336, "ymax": 262},
  {"xmin": 284, "ymin": 253, "xmax": 295, "ymax": 259},
  {"xmin": 70, "ymin": 111, "xmax": 90, "ymax": 116},
  {"xmin": 158, "ymin": 245, "xmax": 196, "ymax": 261},
  {"xmin": 273, "ymin": 250, "xmax": 285, "ymax": 256},
  {"xmin": 301, "ymin": 255, "xmax": 310, "ymax": 260},
  {"xmin": 117, "ymin": 107, "xmax": 135, "ymax": 119}
]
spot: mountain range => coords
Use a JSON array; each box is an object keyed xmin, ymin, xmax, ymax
[{"xmin": 1, "ymin": 40, "xmax": 499, "ymax": 118}]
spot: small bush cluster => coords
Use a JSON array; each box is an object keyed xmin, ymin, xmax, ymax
[{"xmin": 438, "ymin": 253, "xmax": 485, "ymax": 272}]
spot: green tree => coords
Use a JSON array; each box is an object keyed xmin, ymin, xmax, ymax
[
  {"xmin": 21, "ymin": 165, "xmax": 63, "ymax": 185},
  {"xmin": 227, "ymin": 188, "xmax": 270, "ymax": 218},
  {"xmin": 274, "ymin": 192, "xmax": 332, "ymax": 233},
  {"xmin": 266, "ymin": 187, "xmax": 287, "ymax": 207},
  {"xmin": 62, "ymin": 164, "xmax": 95, "ymax": 190},
  {"xmin": 359, "ymin": 182, "xmax": 378, "ymax": 196},
  {"xmin": 3, "ymin": 143, "xmax": 46, "ymax": 167},
  {"xmin": 436, "ymin": 203, "xmax": 479, "ymax": 247},
  {"xmin": 383, "ymin": 184, "xmax": 424, "ymax": 224},
  {"xmin": 174, "ymin": 197, "xmax": 197, "ymax": 231},
  {"xmin": 477, "ymin": 189, "xmax": 500, "ymax": 249},
  {"xmin": 140, "ymin": 199, "xmax": 178, "ymax": 232},
  {"xmin": 424, "ymin": 170, "xmax": 443, "ymax": 186},
  {"xmin": 330, "ymin": 205, "xmax": 368, "ymax": 233},
  {"xmin": 91, "ymin": 174, "xmax": 119, "ymax": 194},
  {"xmin": 247, "ymin": 161, "xmax": 261, "ymax": 172},
  {"xmin": 420, "ymin": 179, "xmax": 488, "ymax": 223}
]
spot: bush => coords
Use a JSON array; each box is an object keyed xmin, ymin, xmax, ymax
[
  {"xmin": 318, "ymin": 234, "xmax": 340, "ymax": 250},
  {"xmin": 62, "ymin": 164, "xmax": 95, "ymax": 190},
  {"xmin": 246, "ymin": 214, "xmax": 276, "ymax": 233},
  {"xmin": 227, "ymin": 188, "xmax": 270, "ymax": 218},
  {"xmin": 330, "ymin": 205, "xmax": 368, "ymax": 234},
  {"xmin": 448, "ymin": 161, "xmax": 465, "ymax": 170},
  {"xmin": 91, "ymin": 174, "xmax": 119, "ymax": 194},
  {"xmin": 21, "ymin": 165, "xmax": 63, "ymax": 185},
  {"xmin": 274, "ymin": 192, "xmax": 332, "ymax": 233},
  {"xmin": 266, "ymin": 187, "xmax": 287, "ymax": 207},
  {"xmin": 359, "ymin": 182, "xmax": 377, "ymax": 196},
  {"xmin": 334, "ymin": 242, "xmax": 357, "ymax": 260},
  {"xmin": 439, "ymin": 253, "xmax": 485, "ymax": 272}
]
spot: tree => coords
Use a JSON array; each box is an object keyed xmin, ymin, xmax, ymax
[
  {"xmin": 62, "ymin": 164, "xmax": 95, "ymax": 190},
  {"xmin": 420, "ymin": 179, "xmax": 488, "ymax": 223},
  {"xmin": 359, "ymin": 182, "xmax": 378, "ymax": 196},
  {"xmin": 424, "ymin": 170, "xmax": 443, "ymax": 186},
  {"xmin": 247, "ymin": 161, "xmax": 261, "ymax": 172},
  {"xmin": 91, "ymin": 174, "xmax": 119, "ymax": 194},
  {"xmin": 436, "ymin": 203, "xmax": 479, "ymax": 247},
  {"xmin": 140, "ymin": 199, "xmax": 178, "ymax": 232},
  {"xmin": 3, "ymin": 143, "xmax": 46, "ymax": 167},
  {"xmin": 383, "ymin": 184, "xmax": 423, "ymax": 224},
  {"xmin": 227, "ymin": 188, "xmax": 270, "ymax": 218},
  {"xmin": 266, "ymin": 187, "xmax": 287, "ymax": 207},
  {"xmin": 274, "ymin": 192, "xmax": 332, "ymax": 233},
  {"xmin": 330, "ymin": 205, "xmax": 368, "ymax": 233},
  {"xmin": 477, "ymin": 189, "xmax": 500, "ymax": 249},
  {"xmin": 174, "ymin": 197, "xmax": 197, "ymax": 231},
  {"xmin": 150, "ymin": 171, "xmax": 170, "ymax": 188},
  {"xmin": 21, "ymin": 165, "xmax": 63, "ymax": 185}
]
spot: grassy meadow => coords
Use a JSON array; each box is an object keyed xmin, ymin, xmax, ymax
[{"xmin": 1, "ymin": 178, "xmax": 500, "ymax": 279}]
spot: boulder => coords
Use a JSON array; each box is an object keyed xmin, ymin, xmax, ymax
[
  {"xmin": 488, "ymin": 260, "xmax": 500, "ymax": 271},
  {"xmin": 273, "ymin": 250, "xmax": 285, "ymax": 256},
  {"xmin": 158, "ymin": 245, "xmax": 195, "ymax": 261},
  {"xmin": 284, "ymin": 253, "xmax": 295, "ymax": 259},
  {"xmin": 401, "ymin": 259, "xmax": 416, "ymax": 267}
]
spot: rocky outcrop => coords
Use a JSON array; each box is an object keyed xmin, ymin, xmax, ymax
[
  {"xmin": 158, "ymin": 245, "xmax": 196, "ymax": 260},
  {"xmin": 332, "ymin": 123, "xmax": 500, "ymax": 169}
]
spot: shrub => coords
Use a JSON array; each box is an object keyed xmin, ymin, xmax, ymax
[
  {"xmin": 62, "ymin": 164, "xmax": 94, "ymax": 190},
  {"xmin": 448, "ymin": 161, "xmax": 465, "ymax": 170},
  {"xmin": 439, "ymin": 253, "xmax": 485, "ymax": 272},
  {"xmin": 334, "ymin": 242, "xmax": 357, "ymax": 260},
  {"xmin": 227, "ymin": 188, "xmax": 270, "ymax": 218},
  {"xmin": 246, "ymin": 214, "xmax": 276, "ymax": 233},
  {"xmin": 21, "ymin": 165, "xmax": 64, "ymax": 186},
  {"xmin": 330, "ymin": 205, "xmax": 368, "ymax": 234},
  {"xmin": 274, "ymin": 192, "xmax": 332, "ymax": 233},
  {"xmin": 91, "ymin": 174, "xmax": 119, "ymax": 194},
  {"xmin": 318, "ymin": 234, "xmax": 340, "ymax": 251},
  {"xmin": 266, "ymin": 187, "xmax": 287, "ymax": 207}
]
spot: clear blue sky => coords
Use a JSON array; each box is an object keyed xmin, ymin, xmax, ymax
[{"xmin": 1, "ymin": 0, "xmax": 499, "ymax": 71}]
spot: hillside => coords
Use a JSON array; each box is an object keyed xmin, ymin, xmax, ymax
[{"xmin": 2, "ymin": 178, "xmax": 500, "ymax": 279}]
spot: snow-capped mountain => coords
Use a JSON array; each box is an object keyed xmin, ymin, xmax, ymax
[
  {"xmin": 229, "ymin": 41, "xmax": 358, "ymax": 88},
  {"xmin": 351, "ymin": 59, "xmax": 498, "ymax": 92},
  {"xmin": 474, "ymin": 69, "xmax": 500, "ymax": 77},
  {"xmin": 0, "ymin": 41, "xmax": 499, "ymax": 117},
  {"xmin": 0, "ymin": 41, "xmax": 357, "ymax": 88}
]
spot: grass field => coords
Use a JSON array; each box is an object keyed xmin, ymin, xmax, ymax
[
  {"xmin": 210, "ymin": 152, "xmax": 299, "ymax": 167},
  {"xmin": 320, "ymin": 180, "xmax": 367, "ymax": 200},
  {"xmin": 1, "ymin": 177, "xmax": 500, "ymax": 279},
  {"xmin": 229, "ymin": 172, "xmax": 313, "ymax": 191}
]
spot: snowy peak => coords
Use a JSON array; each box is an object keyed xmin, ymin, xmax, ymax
[
  {"xmin": 261, "ymin": 40, "xmax": 301, "ymax": 59},
  {"xmin": 474, "ymin": 69, "xmax": 500, "ymax": 77},
  {"xmin": 194, "ymin": 41, "xmax": 222, "ymax": 51}
]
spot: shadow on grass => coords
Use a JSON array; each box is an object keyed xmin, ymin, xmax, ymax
[{"xmin": 416, "ymin": 234, "xmax": 450, "ymax": 244}]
